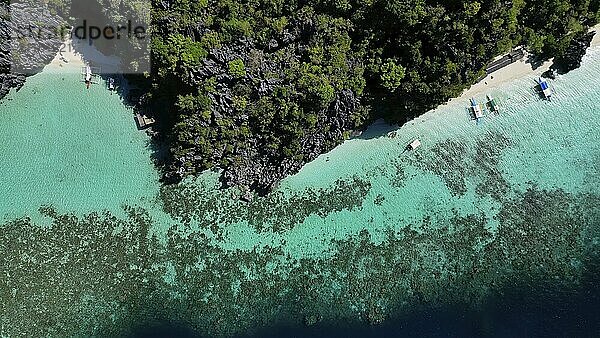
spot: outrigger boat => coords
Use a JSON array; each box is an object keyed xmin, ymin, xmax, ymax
[
  {"xmin": 485, "ymin": 95, "xmax": 500, "ymax": 114},
  {"xmin": 468, "ymin": 97, "xmax": 485, "ymax": 123},
  {"xmin": 84, "ymin": 65, "xmax": 92, "ymax": 89},
  {"xmin": 81, "ymin": 65, "xmax": 101, "ymax": 89},
  {"xmin": 401, "ymin": 138, "xmax": 421, "ymax": 155},
  {"xmin": 537, "ymin": 77, "xmax": 552, "ymax": 100},
  {"xmin": 406, "ymin": 139, "xmax": 421, "ymax": 151}
]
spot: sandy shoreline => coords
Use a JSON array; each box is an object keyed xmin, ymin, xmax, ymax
[
  {"xmin": 47, "ymin": 38, "xmax": 84, "ymax": 70},
  {"xmin": 46, "ymin": 38, "xmax": 121, "ymax": 73},
  {"xmin": 452, "ymin": 53, "xmax": 553, "ymax": 103},
  {"xmin": 591, "ymin": 24, "xmax": 600, "ymax": 47},
  {"xmin": 447, "ymin": 25, "xmax": 600, "ymax": 104}
]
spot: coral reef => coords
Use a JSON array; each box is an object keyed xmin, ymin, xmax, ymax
[{"xmin": 1, "ymin": 183, "xmax": 599, "ymax": 337}]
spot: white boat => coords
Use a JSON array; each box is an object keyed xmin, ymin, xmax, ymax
[
  {"xmin": 108, "ymin": 78, "xmax": 115, "ymax": 90},
  {"xmin": 468, "ymin": 98, "xmax": 485, "ymax": 121},
  {"xmin": 538, "ymin": 77, "xmax": 552, "ymax": 100},
  {"xmin": 407, "ymin": 139, "xmax": 421, "ymax": 151},
  {"xmin": 85, "ymin": 66, "xmax": 92, "ymax": 83}
]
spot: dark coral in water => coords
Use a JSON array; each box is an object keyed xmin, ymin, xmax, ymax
[
  {"xmin": 415, "ymin": 139, "xmax": 471, "ymax": 196},
  {"xmin": 2, "ymin": 182, "xmax": 599, "ymax": 337},
  {"xmin": 1, "ymin": 118, "xmax": 599, "ymax": 338},
  {"xmin": 159, "ymin": 175, "xmax": 371, "ymax": 233},
  {"xmin": 412, "ymin": 131, "xmax": 512, "ymax": 200}
]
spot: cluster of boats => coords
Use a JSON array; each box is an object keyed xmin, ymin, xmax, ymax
[
  {"xmin": 82, "ymin": 64, "xmax": 117, "ymax": 92},
  {"xmin": 468, "ymin": 95, "xmax": 501, "ymax": 123},
  {"xmin": 468, "ymin": 77, "xmax": 553, "ymax": 124},
  {"xmin": 405, "ymin": 77, "xmax": 554, "ymax": 153}
]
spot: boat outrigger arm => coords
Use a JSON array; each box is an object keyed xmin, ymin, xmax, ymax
[{"xmin": 81, "ymin": 65, "xmax": 101, "ymax": 88}]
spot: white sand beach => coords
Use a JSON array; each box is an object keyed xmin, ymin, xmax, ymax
[
  {"xmin": 47, "ymin": 38, "xmax": 84, "ymax": 69},
  {"xmin": 454, "ymin": 52, "xmax": 553, "ymax": 102},
  {"xmin": 47, "ymin": 38, "xmax": 121, "ymax": 73},
  {"xmin": 591, "ymin": 24, "xmax": 600, "ymax": 47}
]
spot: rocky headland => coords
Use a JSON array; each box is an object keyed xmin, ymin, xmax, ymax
[{"xmin": 0, "ymin": 1, "xmax": 64, "ymax": 98}]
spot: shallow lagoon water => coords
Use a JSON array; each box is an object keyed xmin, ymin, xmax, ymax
[
  {"xmin": 1, "ymin": 50, "xmax": 600, "ymax": 337},
  {"xmin": 0, "ymin": 65, "xmax": 160, "ymax": 222}
]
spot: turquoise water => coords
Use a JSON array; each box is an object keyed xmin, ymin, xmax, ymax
[
  {"xmin": 0, "ymin": 64, "xmax": 160, "ymax": 222},
  {"xmin": 1, "ymin": 50, "xmax": 600, "ymax": 336}
]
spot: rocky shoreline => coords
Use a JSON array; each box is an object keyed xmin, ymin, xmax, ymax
[
  {"xmin": 153, "ymin": 16, "xmax": 364, "ymax": 197},
  {"xmin": 549, "ymin": 31, "xmax": 597, "ymax": 76},
  {"xmin": 1, "ymin": 2, "xmax": 598, "ymax": 200},
  {"xmin": 0, "ymin": 2, "xmax": 64, "ymax": 99},
  {"xmin": 156, "ymin": 39, "xmax": 598, "ymax": 199}
]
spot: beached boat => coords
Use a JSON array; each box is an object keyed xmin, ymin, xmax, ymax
[
  {"xmin": 486, "ymin": 95, "xmax": 500, "ymax": 114},
  {"xmin": 81, "ymin": 65, "xmax": 101, "ymax": 88},
  {"xmin": 538, "ymin": 77, "xmax": 552, "ymax": 100},
  {"xmin": 86, "ymin": 66, "xmax": 92, "ymax": 80},
  {"xmin": 468, "ymin": 98, "xmax": 485, "ymax": 122}
]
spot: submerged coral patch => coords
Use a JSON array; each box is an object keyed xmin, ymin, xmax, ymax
[
  {"xmin": 1, "ymin": 186, "xmax": 598, "ymax": 337},
  {"xmin": 412, "ymin": 131, "xmax": 512, "ymax": 200},
  {"xmin": 413, "ymin": 139, "xmax": 471, "ymax": 196},
  {"xmin": 159, "ymin": 175, "xmax": 371, "ymax": 233}
]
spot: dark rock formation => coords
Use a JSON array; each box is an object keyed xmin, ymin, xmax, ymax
[
  {"xmin": 551, "ymin": 31, "xmax": 596, "ymax": 75},
  {"xmin": 0, "ymin": 2, "xmax": 65, "ymax": 99},
  {"xmin": 216, "ymin": 88, "xmax": 359, "ymax": 195},
  {"xmin": 158, "ymin": 17, "xmax": 363, "ymax": 195}
]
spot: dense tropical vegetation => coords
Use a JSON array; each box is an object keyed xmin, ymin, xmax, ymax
[
  {"xmin": 143, "ymin": 0, "xmax": 598, "ymax": 194},
  {"xmin": 16, "ymin": 0, "xmax": 600, "ymax": 194}
]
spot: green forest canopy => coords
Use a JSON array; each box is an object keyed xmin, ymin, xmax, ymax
[{"xmin": 54, "ymin": 0, "xmax": 600, "ymax": 193}]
